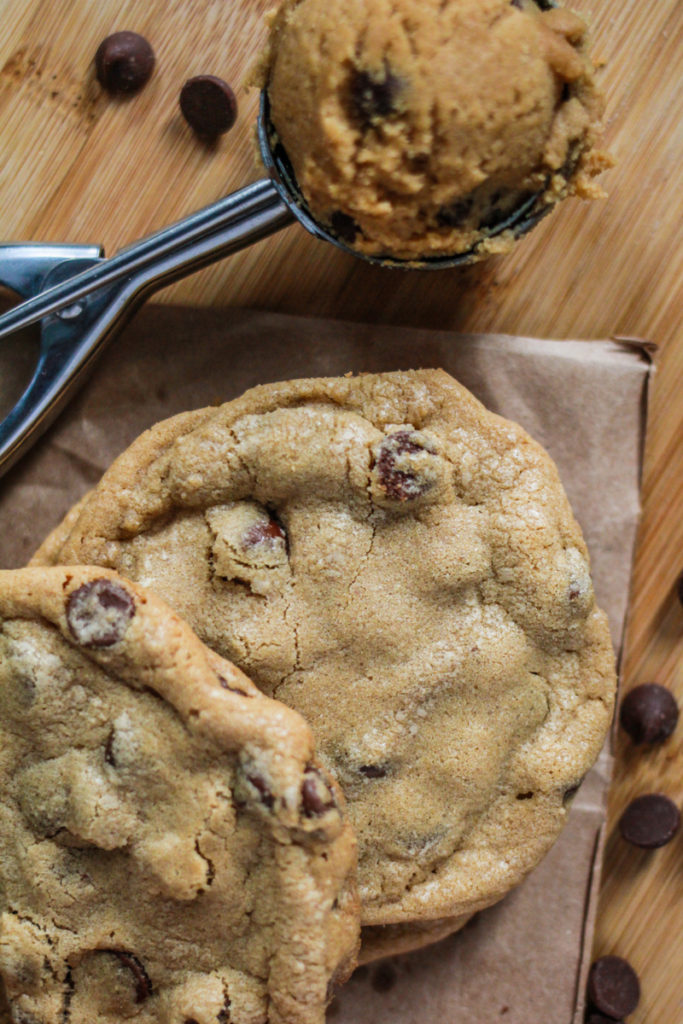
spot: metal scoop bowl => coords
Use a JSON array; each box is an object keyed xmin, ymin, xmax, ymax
[{"xmin": 0, "ymin": 90, "xmax": 555, "ymax": 478}]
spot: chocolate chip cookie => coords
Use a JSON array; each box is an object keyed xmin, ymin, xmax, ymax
[
  {"xmin": 0, "ymin": 566, "xmax": 359, "ymax": 1023},
  {"xmin": 33, "ymin": 370, "xmax": 616, "ymax": 954},
  {"xmin": 257, "ymin": 0, "xmax": 609, "ymax": 259}
]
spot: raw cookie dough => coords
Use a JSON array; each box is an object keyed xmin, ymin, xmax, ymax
[
  {"xmin": 0, "ymin": 566, "xmax": 359, "ymax": 1023},
  {"xmin": 33, "ymin": 370, "xmax": 616, "ymax": 954},
  {"xmin": 258, "ymin": 0, "xmax": 608, "ymax": 259}
]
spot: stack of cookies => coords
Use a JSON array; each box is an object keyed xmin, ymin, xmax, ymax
[{"xmin": 0, "ymin": 369, "xmax": 616, "ymax": 1023}]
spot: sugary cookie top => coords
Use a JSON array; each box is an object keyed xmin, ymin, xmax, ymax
[
  {"xmin": 34, "ymin": 370, "xmax": 616, "ymax": 928},
  {"xmin": 0, "ymin": 566, "xmax": 358, "ymax": 1024},
  {"xmin": 258, "ymin": 0, "xmax": 607, "ymax": 258}
]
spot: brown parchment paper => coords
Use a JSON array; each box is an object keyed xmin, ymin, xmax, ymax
[{"xmin": 0, "ymin": 308, "xmax": 652, "ymax": 1023}]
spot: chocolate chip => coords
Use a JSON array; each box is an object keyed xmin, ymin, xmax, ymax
[
  {"xmin": 301, "ymin": 768, "xmax": 335, "ymax": 817},
  {"xmin": 516, "ymin": 791, "xmax": 534, "ymax": 800},
  {"xmin": 437, "ymin": 198, "xmax": 473, "ymax": 228},
  {"xmin": 179, "ymin": 75, "xmax": 238, "ymax": 137},
  {"xmin": 243, "ymin": 517, "xmax": 286, "ymax": 547},
  {"xmin": 350, "ymin": 66, "xmax": 402, "ymax": 125},
  {"xmin": 217, "ymin": 1001, "xmax": 231, "ymax": 1023},
  {"xmin": 374, "ymin": 430, "xmax": 436, "ymax": 502},
  {"xmin": 103, "ymin": 951, "xmax": 152, "ymax": 1003},
  {"xmin": 587, "ymin": 956, "xmax": 640, "ymax": 1019},
  {"xmin": 620, "ymin": 683, "xmax": 679, "ymax": 745},
  {"xmin": 618, "ymin": 793, "xmax": 680, "ymax": 848},
  {"xmin": 246, "ymin": 772, "xmax": 274, "ymax": 809},
  {"xmin": 371, "ymin": 963, "xmax": 397, "ymax": 993},
  {"xmin": 95, "ymin": 32, "xmax": 155, "ymax": 94},
  {"xmin": 359, "ymin": 764, "xmax": 387, "ymax": 779},
  {"xmin": 329, "ymin": 210, "xmax": 360, "ymax": 244},
  {"xmin": 66, "ymin": 578, "xmax": 135, "ymax": 648}
]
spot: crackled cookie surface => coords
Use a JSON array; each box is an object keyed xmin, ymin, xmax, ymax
[
  {"xmin": 34, "ymin": 370, "xmax": 616, "ymax": 945},
  {"xmin": 258, "ymin": 0, "xmax": 608, "ymax": 259},
  {"xmin": 0, "ymin": 567, "xmax": 358, "ymax": 1023}
]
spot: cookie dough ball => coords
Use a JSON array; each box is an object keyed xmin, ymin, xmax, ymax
[{"xmin": 260, "ymin": 0, "xmax": 608, "ymax": 259}]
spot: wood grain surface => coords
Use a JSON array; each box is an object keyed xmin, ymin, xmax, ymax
[{"xmin": 1, "ymin": 1, "xmax": 681, "ymax": 1021}]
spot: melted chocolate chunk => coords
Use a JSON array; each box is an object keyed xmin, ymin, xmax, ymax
[
  {"xmin": 374, "ymin": 430, "xmax": 435, "ymax": 501},
  {"xmin": 587, "ymin": 956, "xmax": 640, "ymax": 1019},
  {"xmin": 301, "ymin": 768, "xmax": 335, "ymax": 817},
  {"xmin": 359, "ymin": 764, "xmax": 387, "ymax": 779},
  {"xmin": 246, "ymin": 772, "xmax": 274, "ymax": 809},
  {"xmin": 619, "ymin": 683, "xmax": 679, "ymax": 745},
  {"xmin": 618, "ymin": 793, "xmax": 680, "ymax": 849},
  {"xmin": 437, "ymin": 197, "xmax": 473, "ymax": 227},
  {"xmin": 66, "ymin": 578, "xmax": 135, "ymax": 648},
  {"xmin": 350, "ymin": 66, "xmax": 402, "ymax": 125},
  {"xmin": 243, "ymin": 517, "xmax": 286, "ymax": 547},
  {"xmin": 95, "ymin": 32, "xmax": 155, "ymax": 94},
  {"xmin": 329, "ymin": 211, "xmax": 360, "ymax": 244}
]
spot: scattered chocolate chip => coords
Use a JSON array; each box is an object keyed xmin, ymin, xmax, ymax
[
  {"xmin": 179, "ymin": 75, "xmax": 238, "ymax": 137},
  {"xmin": 66, "ymin": 578, "xmax": 135, "ymax": 648},
  {"xmin": 102, "ymin": 951, "xmax": 152, "ymax": 1003},
  {"xmin": 302, "ymin": 768, "xmax": 335, "ymax": 817},
  {"xmin": 371, "ymin": 962, "xmax": 397, "ymax": 993},
  {"xmin": 95, "ymin": 31, "xmax": 155, "ymax": 94},
  {"xmin": 587, "ymin": 956, "xmax": 640, "ymax": 1019},
  {"xmin": 243, "ymin": 517, "xmax": 286, "ymax": 547},
  {"xmin": 184, "ymin": 1019, "xmax": 200, "ymax": 1024},
  {"xmin": 217, "ymin": 1000, "xmax": 231, "ymax": 1023},
  {"xmin": 350, "ymin": 65, "xmax": 402, "ymax": 125},
  {"xmin": 620, "ymin": 683, "xmax": 679, "ymax": 745},
  {"xmin": 359, "ymin": 764, "xmax": 387, "ymax": 779},
  {"xmin": 374, "ymin": 430, "xmax": 435, "ymax": 502},
  {"xmin": 437, "ymin": 197, "xmax": 473, "ymax": 228},
  {"xmin": 618, "ymin": 793, "xmax": 680, "ymax": 849},
  {"xmin": 516, "ymin": 791, "xmax": 534, "ymax": 800},
  {"xmin": 329, "ymin": 210, "xmax": 359, "ymax": 244},
  {"xmin": 246, "ymin": 772, "xmax": 274, "ymax": 809}
]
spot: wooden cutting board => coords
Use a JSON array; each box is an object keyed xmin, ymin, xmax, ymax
[{"xmin": 1, "ymin": 1, "xmax": 681, "ymax": 1021}]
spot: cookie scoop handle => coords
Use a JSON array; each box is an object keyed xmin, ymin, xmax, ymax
[
  {"xmin": 0, "ymin": 182, "xmax": 293, "ymax": 477},
  {"xmin": 0, "ymin": 181, "xmax": 292, "ymax": 340}
]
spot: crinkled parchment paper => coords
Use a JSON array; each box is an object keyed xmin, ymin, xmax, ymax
[{"xmin": 0, "ymin": 307, "xmax": 653, "ymax": 1023}]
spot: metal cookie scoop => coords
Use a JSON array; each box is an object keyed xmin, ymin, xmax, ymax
[{"xmin": 0, "ymin": 92, "xmax": 554, "ymax": 479}]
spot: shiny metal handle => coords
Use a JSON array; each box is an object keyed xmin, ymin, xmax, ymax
[
  {"xmin": 0, "ymin": 180, "xmax": 293, "ymax": 477},
  {"xmin": 0, "ymin": 179, "xmax": 292, "ymax": 340}
]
